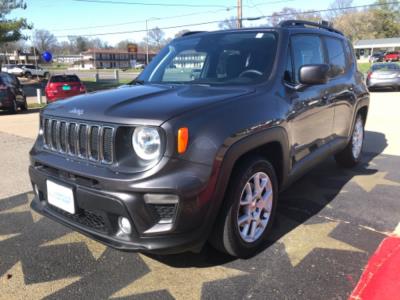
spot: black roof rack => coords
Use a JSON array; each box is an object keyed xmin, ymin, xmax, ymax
[
  {"xmin": 279, "ymin": 19, "xmax": 344, "ymax": 36},
  {"xmin": 181, "ymin": 31, "xmax": 207, "ymax": 37}
]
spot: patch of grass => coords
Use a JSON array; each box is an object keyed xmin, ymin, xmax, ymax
[
  {"xmin": 357, "ymin": 62, "xmax": 372, "ymax": 74},
  {"xmin": 28, "ymin": 103, "xmax": 46, "ymax": 109}
]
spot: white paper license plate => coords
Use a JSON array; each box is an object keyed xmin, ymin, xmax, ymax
[{"xmin": 47, "ymin": 180, "xmax": 75, "ymax": 214}]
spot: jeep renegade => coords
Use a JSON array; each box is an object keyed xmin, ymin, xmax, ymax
[{"xmin": 29, "ymin": 20, "xmax": 369, "ymax": 258}]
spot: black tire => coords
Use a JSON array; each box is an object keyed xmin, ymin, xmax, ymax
[
  {"xmin": 43, "ymin": 72, "xmax": 49, "ymax": 79},
  {"xmin": 210, "ymin": 156, "xmax": 278, "ymax": 258},
  {"xmin": 25, "ymin": 72, "xmax": 32, "ymax": 79},
  {"xmin": 21, "ymin": 97, "xmax": 28, "ymax": 111},
  {"xmin": 9, "ymin": 99, "xmax": 18, "ymax": 114},
  {"xmin": 335, "ymin": 114, "xmax": 365, "ymax": 168}
]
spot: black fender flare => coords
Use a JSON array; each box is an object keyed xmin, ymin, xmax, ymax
[{"xmin": 199, "ymin": 126, "xmax": 290, "ymax": 244}]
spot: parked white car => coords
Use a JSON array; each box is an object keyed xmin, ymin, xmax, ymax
[
  {"xmin": 4, "ymin": 64, "xmax": 49, "ymax": 78},
  {"xmin": 6, "ymin": 65, "xmax": 25, "ymax": 77},
  {"xmin": 19, "ymin": 65, "xmax": 50, "ymax": 78}
]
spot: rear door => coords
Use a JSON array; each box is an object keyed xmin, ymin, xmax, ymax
[
  {"xmin": 323, "ymin": 36, "xmax": 356, "ymax": 140},
  {"xmin": 285, "ymin": 34, "xmax": 335, "ymax": 162}
]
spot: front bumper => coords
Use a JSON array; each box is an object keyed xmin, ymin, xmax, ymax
[{"xmin": 29, "ymin": 154, "xmax": 216, "ymax": 254}]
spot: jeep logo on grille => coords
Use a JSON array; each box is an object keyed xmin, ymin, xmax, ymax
[{"xmin": 68, "ymin": 108, "xmax": 84, "ymax": 116}]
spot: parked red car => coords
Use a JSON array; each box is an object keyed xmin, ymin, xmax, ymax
[
  {"xmin": 45, "ymin": 74, "xmax": 86, "ymax": 102},
  {"xmin": 384, "ymin": 51, "xmax": 400, "ymax": 62}
]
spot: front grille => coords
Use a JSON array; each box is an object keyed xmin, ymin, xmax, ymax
[
  {"xmin": 50, "ymin": 205, "xmax": 107, "ymax": 233},
  {"xmin": 43, "ymin": 117, "xmax": 115, "ymax": 164},
  {"xmin": 151, "ymin": 204, "xmax": 177, "ymax": 222}
]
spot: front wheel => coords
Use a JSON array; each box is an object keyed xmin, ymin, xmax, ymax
[
  {"xmin": 210, "ymin": 156, "xmax": 278, "ymax": 257},
  {"xmin": 25, "ymin": 72, "xmax": 32, "ymax": 79},
  {"xmin": 9, "ymin": 99, "xmax": 18, "ymax": 114},
  {"xmin": 335, "ymin": 115, "xmax": 365, "ymax": 168}
]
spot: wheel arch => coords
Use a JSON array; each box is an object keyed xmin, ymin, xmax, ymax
[
  {"xmin": 210, "ymin": 126, "xmax": 290, "ymax": 216},
  {"xmin": 203, "ymin": 126, "xmax": 290, "ymax": 248}
]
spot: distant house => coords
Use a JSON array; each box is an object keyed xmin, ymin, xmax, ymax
[
  {"xmin": 1, "ymin": 50, "xmax": 39, "ymax": 64},
  {"xmin": 353, "ymin": 37, "xmax": 400, "ymax": 62},
  {"xmin": 53, "ymin": 54, "xmax": 83, "ymax": 65},
  {"xmin": 77, "ymin": 48, "xmax": 156, "ymax": 70}
]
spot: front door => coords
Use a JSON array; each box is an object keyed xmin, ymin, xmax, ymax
[{"xmin": 285, "ymin": 34, "xmax": 335, "ymax": 162}]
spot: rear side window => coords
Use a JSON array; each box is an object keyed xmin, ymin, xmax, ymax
[
  {"xmin": 50, "ymin": 75, "xmax": 80, "ymax": 83},
  {"xmin": 325, "ymin": 37, "xmax": 346, "ymax": 78},
  {"xmin": 291, "ymin": 35, "xmax": 324, "ymax": 83}
]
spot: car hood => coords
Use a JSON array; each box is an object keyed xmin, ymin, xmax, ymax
[{"xmin": 43, "ymin": 84, "xmax": 255, "ymax": 126}]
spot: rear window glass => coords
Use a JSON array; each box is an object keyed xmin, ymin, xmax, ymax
[
  {"xmin": 50, "ymin": 75, "xmax": 80, "ymax": 83},
  {"xmin": 371, "ymin": 64, "xmax": 400, "ymax": 71}
]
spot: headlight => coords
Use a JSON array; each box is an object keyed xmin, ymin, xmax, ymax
[{"xmin": 132, "ymin": 126, "xmax": 161, "ymax": 161}]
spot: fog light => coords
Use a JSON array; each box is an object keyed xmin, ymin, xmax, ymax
[{"xmin": 118, "ymin": 217, "xmax": 132, "ymax": 234}]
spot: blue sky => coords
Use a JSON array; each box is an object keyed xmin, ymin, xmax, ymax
[{"xmin": 12, "ymin": 0, "xmax": 374, "ymax": 46}]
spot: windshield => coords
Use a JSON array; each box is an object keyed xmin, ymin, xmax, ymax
[{"xmin": 138, "ymin": 31, "xmax": 277, "ymax": 85}]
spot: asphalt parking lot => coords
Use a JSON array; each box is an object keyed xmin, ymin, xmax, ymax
[{"xmin": 0, "ymin": 91, "xmax": 399, "ymax": 299}]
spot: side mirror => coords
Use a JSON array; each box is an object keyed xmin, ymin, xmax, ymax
[{"xmin": 299, "ymin": 64, "xmax": 330, "ymax": 85}]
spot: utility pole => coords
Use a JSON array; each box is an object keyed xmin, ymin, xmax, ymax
[
  {"xmin": 237, "ymin": 0, "xmax": 242, "ymax": 29},
  {"xmin": 145, "ymin": 19, "xmax": 149, "ymax": 65}
]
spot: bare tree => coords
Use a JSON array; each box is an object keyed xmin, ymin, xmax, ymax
[
  {"xmin": 269, "ymin": 7, "xmax": 322, "ymax": 26},
  {"xmin": 148, "ymin": 27, "xmax": 165, "ymax": 51},
  {"xmin": 332, "ymin": 9, "xmax": 375, "ymax": 41},
  {"xmin": 218, "ymin": 17, "xmax": 237, "ymax": 30},
  {"xmin": 326, "ymin": 0, "xmax": 354, "ymax": 20},
  {"xmin": 33, "ymin": 29, "xmax": 57, "ymax": 53}
]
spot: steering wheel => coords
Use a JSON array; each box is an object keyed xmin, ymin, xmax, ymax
[{"xmin": 239, "ymin": 69, "xmax": 263, "ymax": 78}]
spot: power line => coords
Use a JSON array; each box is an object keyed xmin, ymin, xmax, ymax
[
  {"xmin": 52, "ymin": 0, "xmax": 293, "ymax": 32},
  {"xmin": 55, "ymin": 1, "xmax": 400, "ymax": 38},
  {"xmin": 51, "ymin": 6, "xmax": 236, "ymax": 32},
  {"xmin": 71, "ymin": 0, "xmax": 228, "ymax": 8}
]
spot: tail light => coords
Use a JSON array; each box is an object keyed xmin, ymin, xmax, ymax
[
  {"xmin": 367, "ymin": 71, "xmax": 372, "ymax": 79},
  {"xmin": 79, "ymin": 84, "xmax": 86, "ymax": 93}
]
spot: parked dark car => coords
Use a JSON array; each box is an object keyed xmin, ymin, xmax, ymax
[
  {"xmin": 0, "ymin": 72, "xmax": 27, "ymax": 113},
  {"xmin": 366, "ymin": 63, "xmax": 400, "ymax": 91},
  {"xmin": 384, "ymin": 51, "xmax": 400, "ymax": 62},
  {"xmin": 29, "ymin": 20, "xmax": 369, "ymax": 258},
  {"xmin": 45, "ymin": 74, "xmax": 86, "ymax": 102},
  {"xmin": 369, "ymin": 52, "xmax": 385, "ymax": 63}
]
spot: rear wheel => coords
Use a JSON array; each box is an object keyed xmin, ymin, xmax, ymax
[
  {"xmin": 335, "ymin": 115, "xmax": 364, "ymax": 168},
  {"xmin": 210, "ymin": 156, "xmax": 278, "ymax": 257},
  {"xmin": 25, "ymin": 72, "xmax": 32, "ymax": 79},
  {"xmin": 43, "ymin": 72, "xmax": 49, "ymax": 79}
]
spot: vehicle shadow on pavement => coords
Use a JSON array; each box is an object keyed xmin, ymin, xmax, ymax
[
  {"xmin": 0, "ymin": 108, "xmax": 42, "ymax": 116},
  {"xmin": 147, "ymin": 130, "xmax": 388, "ymax": 267}
]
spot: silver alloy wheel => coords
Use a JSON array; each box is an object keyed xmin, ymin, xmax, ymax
[
  {"xmin": 237, "ymin": 172, "xmax": 273, "ymax": 243},
  {"xmin": 352, "ymin": 117, "xmax": 364, "ymax": 159}
]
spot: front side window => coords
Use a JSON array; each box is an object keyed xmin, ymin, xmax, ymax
[
  {"xmin": 325, "ymin": 37, "xmax": 346, "ymax": 77},
  {"xmin": 291, "ymin": 35, "xmax": 324, "ymax": 83},
  {"xmin": 138, "ymin": 31, "xmax": 278, "ymax": 85}
]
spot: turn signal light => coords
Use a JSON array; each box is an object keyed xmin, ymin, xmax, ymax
[{"xmin": 177, "ymin": 127, "xmax": 189, "ymax": 154}]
